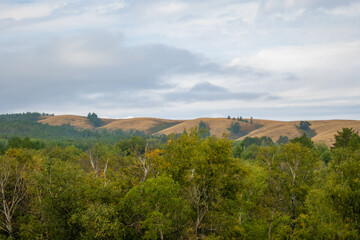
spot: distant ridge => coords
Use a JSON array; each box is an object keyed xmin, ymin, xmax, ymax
[{"xmin": 38, "ymin": 115, "xmax": 360, "ymax": 146}]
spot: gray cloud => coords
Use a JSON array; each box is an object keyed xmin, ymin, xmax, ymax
[
  {"xmin": 0, "ymin": 31, "xmax": 269, "ymax": 113},
  {"xmin": 0, "ymin": 0, "xmax": 358, "ymax": 120},
  {"xmin": 164, "ymin": 82, "xmax": 278, "ymax": 102}
]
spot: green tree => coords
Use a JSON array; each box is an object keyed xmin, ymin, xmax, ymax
[
  {"xmin": 162, "ymin": 131, "xmax": 246, "ymax": 238},
  {"xmin": 228, "ymin": 122, "xmax": 241, "ymax": 134},
  {"xmin": 243, "ymin": 136, "xmax": 274, "ymax": 148},
  {"xmin": 232, "ymin": 140, "xmax": 244, "ymax": 158},
  {"xmin": 296, "ymin": 121, "xmax": 316, "ymax": 138},
  {"xmin": 8, "ymin": 137, "xmax": 44, "ymax": 150},
  {"xmin": 333, "ymin": 127, "xmax": 360, "ymax": 150},
  {"xmin": 0, "ymin": 150, "xmax": 29, "ymax": 238},
  {"xmin": 32, "ymin": 158, "xmax": 90, "ymax": 239},
  {"xmin": 276, "ymin": 135, "xmax": 289, "ymax": 145},
  {"xmin": 70, "ymin": 203, "xmax": 123, "ymax": 240},
  {"xmin": 87, "ymin": 113, "xmax": 103, "ymax": 127},
  {"xmin": 123, "ymin": 176, "xmax": 190, "ymax": 239},
  {"xmin": 297, "ymin": 121, "xmax": 311, "ymax": 131},
  {"xmin": 254, "ymin": 143, "xmax": 321, "ymax": 239},
  {"xmin": 198, "ymin": 121, "xmax": 210, "ymax": 138},
  {"xmin": 0, "ymin": 141, "xmax": 5, "ymax": 154},
  {"xmin": 290, "ymin": 133, "xmax": 314, "ymax": 149},
  {"xmin": 295, "ymin": 147, "xmax": 360, "ymax": 239},
  {"xmin": 315, "ymin": 142, "xmax": 331, "ymax": 164}
]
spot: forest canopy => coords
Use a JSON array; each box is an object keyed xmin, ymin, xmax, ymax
[
  {"xmin": 0, "ymin": 113, "xmax": 359, "ymax": 239},
  {"xmin": 0, "ymin": 124, "xmax": 358, "ymax": 239}
]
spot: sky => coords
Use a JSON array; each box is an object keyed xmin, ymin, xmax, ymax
[{"xmin": 0, "ymin": 0, "xmax": 359, "ymax": 120}]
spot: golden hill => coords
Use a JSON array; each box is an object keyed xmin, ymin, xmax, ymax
[
  {"xmin": 39, "ymin": 115, "xmax": 95, "ymax": 129},
  {"xmin": 239, "ymin": 119, "xmax": 360, "ymax": 146},
  {"xmin": 99, "ymin": 118, "xmax": 183, "ymax": 133},
  {"xmin": 38, "ymin": 115, "xmax": 360, "ymax": 146},
  {"xmin": 157, "ymin": 118, "xmax": 259, "ymax": 137}
]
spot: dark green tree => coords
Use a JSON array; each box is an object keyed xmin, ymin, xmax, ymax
[
  {"xmin": 255, "ymin": 143, "xmax": 321, "ymax": 239},
  {"xmin": 87, "ymin": 113, "xmax": 103, "ymax": 127},
  {"xmin": 243, "ymin": 136, "xmax": 274, "ymax": 148},
  {"xmin": 232, "ymin": 141, "xmax": 244, "ymax": 158},
  {"xmin": 228, "ymin": 122, "xmax": 241, "ymax": 134},
  {"xmin": 198, "ymin": 121, "xmax": 210, "ymax": 138},
  {"xmin": 297, "ymin": 121, "xmax": 311, "ymax": 131},
  {"xmin": 8, "ymin": 137, "xmax": 44, "ymax": 150},
  {"xmin": 123, "ymin": 176, "xmax": 190, "ymax": 239},
  {"xmin": 333, "ymin": 127, "xmax": 360, "ymax": 150},
  {"xmin": 276, "ymin": 135, "xmax": 289, "ymax": 145},
  {"xmin": 295, "ymin": 147, "xmax": 360, "ymax": 239},
  {"xmin": 291, "ymin": 133, "xmax": 314, "ymax": 149},
  {"xmin": 162, "ymin": 130, "xmax": 246, "ymax": 238}
]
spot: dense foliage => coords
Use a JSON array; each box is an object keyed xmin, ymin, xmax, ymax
[
  {"xmin": 0, "ymin": 112, "xmax": 52, "ymax": 122},
  {"xmin": 0, "ymin": 122, "xmax": 359, "ymax": 239}
]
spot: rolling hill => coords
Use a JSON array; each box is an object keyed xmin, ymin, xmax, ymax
[{"xmin": 38, "ymin": 115, "xmax": 360, "ymax": 146}]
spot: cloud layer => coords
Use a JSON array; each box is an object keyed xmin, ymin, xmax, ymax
[{"xmin": 0, "ymin": 0, "xmax": 359, "ymax": 120}]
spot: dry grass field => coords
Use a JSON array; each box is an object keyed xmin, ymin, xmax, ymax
[
  {"xmin": 99, "ymin": 118, "xmax": 183, "ymax": 133},
  {"xmin": 39, "ymin": 115, "xmax": 95, "ymax": 129},
  {"xmin": 38, "ymin": 115, "xmax": 360, "ymax": 146},
  {"xmin": 240, "ymin": 119, "xmax": 360, "ymax": 146},
  {"xmin": 157, "ymin": 118, "xmax": 259, "ymax": 138}
]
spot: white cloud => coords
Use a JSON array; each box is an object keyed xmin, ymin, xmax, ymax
[
  {"xmin": 263, "ymin": 0, "xmax": 312, "ymax": 11},
  {"xmin": 218, "ymin": 2, "xmax": 260, "ymax": 24},
  {"xmin": 235, "ymin": 41, "xmax": 360, "ymax": 72},
  {"xmin": 320, "ymin": 2, "xmax": 360, "ymax": 17},
  {"xmin": 151, "ymin": 1, "xmax": 188, "ymax": 15},
  {"xmin": 86, "ymin": 2, "xmax": 125, "ymax": 14},
  {"xmin": 270, "ymin": 8, "xmax": 305, "ymax": 21},
  {"xmin": 54, "ymin": 33, "xmax": 120, "ymax": 67},
  {"xmin": 80, "ymin": 92, "xmax": 106, "ymax": 100},
  {"xmin": 0, "ymin": 3, "xmax": 63, "ymax": 20}
]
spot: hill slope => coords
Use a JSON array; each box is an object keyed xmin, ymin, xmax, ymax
[
  {"xmin": 99, "ymin": 118, "xmax": 183, "ymax": 133},
  {"xmin": 39, "ymin": 115, "xmax": 95, "ymax": 129},
  {"xmin": 239, "ymin": 119, "xmax": 360, "ymax": 146},
  {"xmin": 38, "ymin": 115, "xmax": 360, "ymax": 146}
]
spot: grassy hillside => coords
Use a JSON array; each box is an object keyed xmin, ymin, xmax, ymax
[
  {"xmin": 39, "ymin": 115, "xmax": 96, "ymax": 129},
  {"xmin": 37, "ymin": 115, "xmax": 360, "ymax": 146},
  {"xmin": 99, "ymin": 117, "xmax": 183, "ymax": 133},
  {"xmin": 242, "ymin": 119, "xmax": 360, "ymax": 146}
]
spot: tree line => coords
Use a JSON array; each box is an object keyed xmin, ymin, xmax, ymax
[{"xmin": 0, "ymin": 127, "xmax": 358, "ymax": 239}]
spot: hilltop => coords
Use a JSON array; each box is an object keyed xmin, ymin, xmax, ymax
[{"xmin": 38, "ymin": 115, "xmax": 360, "ymax": 146}]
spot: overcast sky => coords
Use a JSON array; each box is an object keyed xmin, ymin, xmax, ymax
[{"xmin": 1, "ymin": 0, "xmax": 359, "ymax": 120}]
